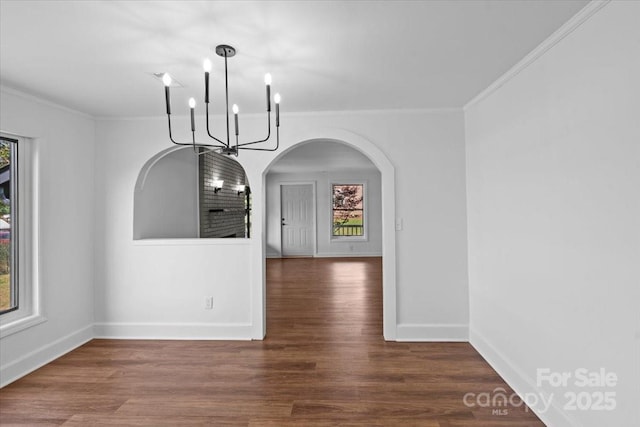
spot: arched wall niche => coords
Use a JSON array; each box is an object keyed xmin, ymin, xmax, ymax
[{"xmin": 134, "ymin": 146, "xmax": 250, "ymax": 240}]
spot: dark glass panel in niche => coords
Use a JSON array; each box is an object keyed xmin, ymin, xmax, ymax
[{"xmin": 199, "ymin": 150, "xmax": 251, "ymax": 238}]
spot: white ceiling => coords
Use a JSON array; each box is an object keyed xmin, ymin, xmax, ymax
[{"xmin": 0, "ymin": 0, "xmax": 588, "ymax": 118}]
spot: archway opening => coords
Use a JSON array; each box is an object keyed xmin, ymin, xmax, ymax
[{"xmin": 261, "ymin": 135, "xmax": 396, "ymax": 340}]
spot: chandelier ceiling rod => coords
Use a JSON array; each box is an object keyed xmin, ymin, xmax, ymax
[{"xmin": 162, "ymin": 44, "xmax": 280, "ymax": 156}]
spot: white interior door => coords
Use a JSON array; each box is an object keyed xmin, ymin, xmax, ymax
[{"xmin": 281, "ymin": 184, "xmax": 314, "ymax": 256}]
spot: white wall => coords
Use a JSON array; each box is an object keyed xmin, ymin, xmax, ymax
[
  {"xmin": 266, "ymin": 167, "xmax": 382, "ymax": 257},
  {"xmin": 133, "ymin": 146, "xmax": 199, "ymax": 239},
  {"xmin": 464, "ymin": 2, "xmax": 640, "ymax": 426},
  {"xmin": 93, "ymin": 117, "xmax": 255, "ymax": 339},
  {"xmin": 0, "ymin": 88, "xmax": 95, "ymax": 386},
  {"xmin": 94, "ymin": 108, "xmax": 468, "ymax": 341}
]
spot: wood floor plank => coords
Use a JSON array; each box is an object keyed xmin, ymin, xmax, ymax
[
  {"xmin": 61, "ymin": 414, "xmax": 247, "ymax": 426},
  {"xmin": 0, "ymin": 257, "xmax": 544, "ymax": 426}
]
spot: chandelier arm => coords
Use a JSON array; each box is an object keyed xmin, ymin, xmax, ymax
[
  {"xmin": 239, "ymin": 147, "xmax": 278, "ymax": 152},
  {"xmin": 236, "ymin": 111, "xmax": 272, "ymax": 147},
  {"xmin": 167, "ymin": 116, "xmax": 227, "ymax": 150},
  {"xmin": 204, "ymin": 103, "xmax": 227, "ymax": 145},
  {"xmin": 170, "ymin": 140, "xmax": 225, "ymax": 148},
  {"xmin": 238, "ymin": 127, "xmax": 279, "ymax": 152},
  {"xmin": 171, "ymin": 140, "xmax": 226, "ymax": 149},
  {"xmin": 167, "ymin": 115, "xmax": 182, "ymax": 145}
]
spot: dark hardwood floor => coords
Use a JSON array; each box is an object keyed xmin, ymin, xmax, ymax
[{"xmin": 0, "ymin": 257, "xmax": 544, "ymax": 426}]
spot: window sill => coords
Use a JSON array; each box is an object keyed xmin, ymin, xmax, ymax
[
  {"xmin": 133, "ymin": 238, "xmax": 251, "ymax": 246},
  {"xmin": 0, "ymin": 314, "xmax": 47, "ymax": 339},
  {"xmin": 331, "ymin": 236, "xmax": 369, "ymax": 242}
]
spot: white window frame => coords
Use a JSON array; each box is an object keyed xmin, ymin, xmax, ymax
[
  {"xmin": 0, "ymin": 134, "xmax": 44, "ymax": 337},
  {"xmin": 330, "ymin": 181, "xmax": 368, "ymax": 241}
]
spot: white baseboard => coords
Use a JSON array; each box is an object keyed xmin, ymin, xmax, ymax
[
  {"xmin": 267, "ymin": 253, "xmax": 383, "ymax": 259},
  {"xmin": 396, "ymin": 323, "xmax": 468, "ymax": 342},
  {"xmin": 469, "ymin": 327, "xmax": 578, "ymax": 427},
  {"xmin": 93, "ymin": 322, "xmax": 253, "ymax": 340},
  {"xmin": 0, "ymin": 324, "xmax": 94, "ymax": 388},
  {"xmin": 314, "ymin": 252, "xmax": 383, "ymax": 258}
]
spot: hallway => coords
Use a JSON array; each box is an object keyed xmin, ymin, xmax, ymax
[{"xmin": 267, "ymin": 257, "xmax": 383, "ymax": 342}]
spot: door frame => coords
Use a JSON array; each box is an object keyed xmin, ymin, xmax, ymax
[{"xmin": 278, "ymin": 181, "xmax": 317, "ymax": 257}]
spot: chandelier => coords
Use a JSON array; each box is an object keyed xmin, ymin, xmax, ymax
[{"xmin": 162, "ymin": 44, "xmax": 280, "ymax": 156}]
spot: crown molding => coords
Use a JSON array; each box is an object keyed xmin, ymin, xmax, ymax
[
  {"xmin": 95, "ymin": 106, "xmax": 463, "ymax": 122},
  {"xmin": 283, "ymin": 107, "xmax": 463, "ymax": 117},
  {"xmin": 464, "ymin": 0, "xmax": 611, "ymax": 111},
  {"xmin": 0, "ymin": 84, "xmax": 93, "ymax": 119}
]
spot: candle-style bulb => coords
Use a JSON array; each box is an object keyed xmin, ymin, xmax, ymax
[
  {"xmin": 204, "ymin": 60, "xmax": 211, "ymax": 104},
  {"xmin": 265, "ymin": 74, "xmax": 272, "ymax": 112},
  {"xmin": 233, "ymin": 104, "xmax": 239, "ymax": 136},
  {"xmin": 203, "ymin": 58, "xmax": 212, "ymax": 72},
  {"xmin": 189, "ymin": 98, "xmax": 196, "ymax": 131},
  {"xmin": 274, "ymin": 93, "xmax": 280, "ymax": 127},
  {"xmin": 163, "ymin": 74, "xmax": 172, "ymax": 115}
]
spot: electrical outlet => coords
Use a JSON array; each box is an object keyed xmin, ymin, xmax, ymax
[{"xmin": 205, "ymin": 296, "xmax": 213, "ymax": 310}]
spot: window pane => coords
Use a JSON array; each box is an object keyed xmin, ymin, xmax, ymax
[
  {"xmin": 332, "ymin": 184, "xmax": 364, "ymax": 237},
  {"xmin": 0, "ymin": 137, "xmax": 16, "ymax": 314}
]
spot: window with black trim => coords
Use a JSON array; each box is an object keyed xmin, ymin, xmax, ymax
[
  {"xmin": 0, "ymin": 136, "xmax": 17, "ymax": 315},
  {"xmin": 332, "ymin": 184, "xmax": 364, "ymax": 237}
]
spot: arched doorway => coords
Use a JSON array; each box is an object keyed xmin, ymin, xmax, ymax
[{"xmin": 261, "ymin": 131, "xmax": 397, "ymax": 340}]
